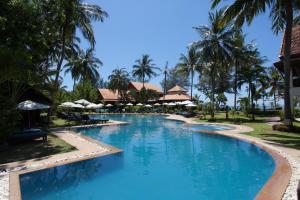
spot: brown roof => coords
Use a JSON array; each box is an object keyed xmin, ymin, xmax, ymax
[
  {"xmin": 98, "ymin": 89, "xmax": 119, "ymax": 101},
  {"xmin": 280, "ymin": 25, "xmax": 300, "ymax": 57},
  {"xmin": 129, "ymin": 81, "xmax": 162, "ymax": 93},
  {"xmin": 159, "ymin": 94, "xmax": 191, "ymax": 101},
  {"xmin": 167, "ymin": 85, "xmax": 187, "ymax": 93}
]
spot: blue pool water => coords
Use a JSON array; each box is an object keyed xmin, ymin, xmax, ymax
[{"xmin": 20, "ymin": 114, "xmax": 274, "ymax": 200}]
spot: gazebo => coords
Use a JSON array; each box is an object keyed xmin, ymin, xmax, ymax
[{"xmin": 159, "ymin": 85, "xmax": 191, "ymax": 102}]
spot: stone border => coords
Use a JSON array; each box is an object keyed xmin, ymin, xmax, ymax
[
  {"xmin": 0, "ymin": 120, "xmax": 128, "ymax": 200},
  {"xmin": 1, "ymin": 115, "xmax": 298, "ymax": 200},
  {"xmin": 166, "ymin": 114, "xmax": 298, "ymax": 200}
]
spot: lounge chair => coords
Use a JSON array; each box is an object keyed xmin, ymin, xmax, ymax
[{"xmin": 9, "ymin": 129, "xmax": 47, "ymax": 143}]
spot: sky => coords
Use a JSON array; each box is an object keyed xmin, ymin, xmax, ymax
[{"xmin": 62, "ymin": 0, "xmax": 283, "ymax": 106}]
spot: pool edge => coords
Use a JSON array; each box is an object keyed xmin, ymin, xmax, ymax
[{"xmin": 165, "ymin": 114, "xmax": 292, "ymax": 200}]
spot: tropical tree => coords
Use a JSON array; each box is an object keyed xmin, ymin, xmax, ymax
[
  {"xmin": 194, "ymin": 9, "xmax": 235, "ymax": 119},
  {"xmin": 267, "ymin": 66, "xmax": 283, "ymax": 109},
  {"xmin": 160, "ymin": 67, "xmax": 189, "ymax": 92},
  {"xmin": 53, "ymin": 0, "xmax": 107, "ymax": 99},
  {"xmin": 132, "ymin": 54, "xmax": 160, "ymax": 88},
  {"xmin": 211, "ymin": 0, "xmax": 300, "ymax": 125},
  {"xmin": 238, "ymin": 46, "xmax": 267, "ymax": 120},
  {"xmin": 176, "ymin": 45, "xmax": 202, "ymax": 100},
  {"xmin": 108, "ymin": 68, "xmax": 130, "ymax": 101},
  {"xmin": 65, "ymin": 48, "xmax": 102, "ymax": 85}
]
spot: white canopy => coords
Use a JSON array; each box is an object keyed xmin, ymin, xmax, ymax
[
  {"xmin": 182, "ymin": 100, "xmax": 193, "ymax": 105},
  {"xmin": 145, "ymin": 104, "xmax": 152, "ymax": 108},
  {"xmin": 118, "ymin": 103, "xmax": 124, "ymax": 106},
  {"xmin": 74, "ymin": 99, "xmax": 91, "ymax": 106},
  {"xmin": 162, "ymin": 102, "xmax": 169, "ymax": 106},
  {"xmin": 86, "ymin": 103, "xmax": 99, "ymax": 109},
  {"xmin": 154, "ymin": 103, "xmax": 161, "ymax": 106},
  {"xmin": 185, "ymin": 103, "xmax": 197, "ymax": 107},
  {"xmin": 97, "ymin": 103, "xmax": 104, "ymax": 108},
  {"xmin": 136, "ymin": 103, "xmax": 143, "ymax": 106},
  {"xmin": 106, "ymin": 104, "xmax": 113, "ymax": 107},
  {"xmin": 18, "ymin": 100, "xmax": 50, "ymax": 110},
  {"xmin": 167, "ymin": 102, "xmax": 176, "ymax": 106},
  {"xmin": 126, "ymin": 103, "xmax": 133, "ymax": 106},
  {"xmin": 59, "ymin": 102, "xmax": 84, "ymax": 108}
]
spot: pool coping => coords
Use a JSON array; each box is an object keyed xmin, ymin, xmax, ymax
[
  {"xmin": 4, "ymin": 120, "xmax": 128, "ymax": 200},
  {"xmin": 165, "ymin": 114, "xmax": 294, "ymax": 200},
  {"xmin": 3, "ymin": 114, "xmax": 296, "ymax": 200}
]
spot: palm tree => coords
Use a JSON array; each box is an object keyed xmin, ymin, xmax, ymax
[
  {"xmin": 211, "ymin": 0, "xmax": 300, "ymax": 125},
  {"xmin": 268, "ymin": 66, "xmax": 283, "ymax": 109},
  {"xmin": 65, "ymin": 48, "xmax": 102, "ymax": 92},
  {"xmin": 108, "ymin": 68, "xmax": 130, "ymax": 101},
  {"xmin": 53, "ymin": 0, "xmax": 107, "ymax": 96},
  {"xmin": 176, "ymin": 45, "xmax": 201, "ymax": 100},
  {"xmin": 132, "ymin": 54, "xmax": 160, "ymax": 88},
  {"xmin": 238, "ymin": 46, "xmax": 267, "ymax": 120},
  {"xmin": 194, "ymin": 9, "xmax": 235, "ymax": 119}
]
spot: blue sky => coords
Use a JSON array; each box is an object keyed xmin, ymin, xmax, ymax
[{"xmin": 62, "ymin": 0, "xmax": 282, "ymax": 106}]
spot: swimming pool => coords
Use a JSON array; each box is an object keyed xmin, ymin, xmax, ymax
[{"xmin": 20, "ymin": 114, "xmax": 274, "ymax": 200}]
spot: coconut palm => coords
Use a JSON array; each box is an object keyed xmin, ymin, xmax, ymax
[
  {"xmin": 194, "ymin": 9, "xmax": 236, "ymax": 119},
  {"xmin": 53, "ymin": 0, "xmax": 107, "ymax": 94},
  {"xmin": 176, "ymin": 45, "xmax": 202, "ymax": 100},
  {"xmin": 211, "ymin": 0, "xmax": 300, "ymax": 125},
  {"xmin": 108, "ymin": 68, "xmax": 130, "ymax": 101},
  {"xmin": 268, "ymin": 66, "xmax": 283, "ymax": 109},
  {"xmin": 132, "ymin": 54, "xmax": 160, "ymax": 88},
  {"xmin": 65, "ymin": 48, "xmax": 102, "ymax": 90}
]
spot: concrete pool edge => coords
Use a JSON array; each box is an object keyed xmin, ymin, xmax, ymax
[
  {"xmin": 3, "ymin": 114, "xmax": 297, "ymax": 200},
  {"xmin": 166, "ymin": 114, "xmax": 296, "ymax": 200},
  {"xmin": 4, "ymin": 121, "xmax": 128, "ymax": 200}
]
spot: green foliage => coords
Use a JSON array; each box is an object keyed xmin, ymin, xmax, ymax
[
  {"xmin": 160, "ymin": 67, "xmax": 189, "ymax": 91},
  {"xmin": 108, "ymin": 68, "xmax": 130, "ymax": 101},
  {"xmin": 72, "ymin": 80, "xmax": 98, "ymax": 103}
]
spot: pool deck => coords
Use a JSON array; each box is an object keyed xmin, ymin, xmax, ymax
[
  {"xmin": 1, "ymin": 114, "xmax": 299, "ymax": 200},
  {"xmin": 0, "ymin": 120, "xmax": 127, "ymax": 200},
  {"xmin": 166, "ymin": 114, "xmax": 299, "ymax": 200}
]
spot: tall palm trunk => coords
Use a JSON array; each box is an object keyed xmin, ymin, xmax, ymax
[
  {"xmin": 190, "ymin": 69, "xmax": 194, "ymax": 100},
  {"xmin": 250, "ymin": 83, "xmax": 255, "ymax": 120},
  {"xmin": 210, "ymin": 66, "xmax": 215, "ymax": 119},
  {"xmin": 274, "ymin": 92, "xmax": 277, "ymax": 109},
  {"xmin": 283, "ymin": 0, "xmax": 293, "ymax": 126},
  {"xmin": 47, "ymin": 22, "xmax": 67, "ymax": 123},
  {"xmin": 234, "ymin": 60, "xmax": 238, "ymax": 111}
]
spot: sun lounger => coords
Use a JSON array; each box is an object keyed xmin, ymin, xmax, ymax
[{"xmin": 10, "ymin": 129, "xmax": 47, "ymax": 143}]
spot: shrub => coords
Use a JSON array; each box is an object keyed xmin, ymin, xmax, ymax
[{"xmin": 272, "ymin": 124, "xmax": 300, "ymax": 133}]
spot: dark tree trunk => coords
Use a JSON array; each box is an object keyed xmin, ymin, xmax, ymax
[
  {"xmin": 283, "ymin": 0, "xmax": 293, "ymax": 126},
  {"xmin": 234, "ymin": 60, "xmax": 238, "ymax": 111},
  {"xmin": 274, "ymin": 92, "xmax": 277, "ymax": 109},
  {"xmin": 190, "ymin": 69, "xmax": 194, "ymax": 100},
  {"xmin": 250, "ymin": 84, "xmax": 255, "ymax": 121},
  {"xmin": 211, "ymin": 66, "xmax": 215, "ymax": 119}
]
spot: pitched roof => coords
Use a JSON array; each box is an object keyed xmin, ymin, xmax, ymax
[
  {"xmin": 280, "ymin": 25, "xmax": 300, "ymax": 57},
  {"xmin": 129, "ymin": 81, "xmax": 162, "ymax": 93},
  {"xmin": 98, "ymin": 89, "xmax": 119, "ymax": 101},
  {"xmin": 159, "ymin": 94, "xmax": 191, "ymax": 101},
  {"xmin": 167, "ymin": 85, "xmax": 187, "ymax": 93}
]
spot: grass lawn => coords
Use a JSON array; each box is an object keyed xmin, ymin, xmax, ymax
[
  {"xmin": 194, "ymin": 112, "xmax": 300, "ymax": 150},
  {"xmin": 50, "ymin": 117, "xmax": 80, "ymax": 128},
  {"xmin": 0, "ymin": 134, "xmax": 76, "ymax": 165}
]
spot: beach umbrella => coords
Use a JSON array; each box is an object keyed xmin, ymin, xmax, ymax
[
  {"xmin": 154, "ymin": 103, "xmax": 161, "ymax": 106},
  {"xmin": 167, "ymin": 102, "xmax": 176, "ymax": 106},
  {"xmin": 126, "ymin": 103, "xmax": 133, "ymax": 106},
  {"xmin": 59, "ymin": 102, "xmax": 84, "ymax": 108},
  {"xmin": 74, "ymin": 99, "xmax": 91, "ymax": 106},
  {"xmin": 162, "ymin": 102, "xmax": 169, "ymax": 106},
  {"xmin": 17, "ymin": 100, "xmax": 50, "ymax": 128},
  {"xmin": 18, "ymin": 100, "xmax": 50, "ymax": 110},
  {"xmin": 118, "ymin": 103, "xmax": 124, "ymax": 106},
  {"xmin": 136, "ymin": 103, "xmax": 143, "ymax": 106},
  {"xmin": 97, "ymin": 103, "xmax": 104, "ymax": 108},
  {"xmin": 145, "ymin": 104, "xmax": 152, "ymax": 108},
  {"xmin": 182, "ymin": 100, "xmax": 193, "ymax": 105},
  {"xmin": 86, "ymin": 103, "xmax": 98, "ymax": 109},
  {"xmin": 106, "ymin": 104, "xmax": 113, "ymax": 107},
  {"xmin": 185, "ymin": 103, "xmax": 197, "ymax": 107}
]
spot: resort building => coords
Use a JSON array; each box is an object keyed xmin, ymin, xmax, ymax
[
  {"xmin": 98, "ymin": 88, "xmax": 119, "ymax": 103},
  {"xmin": 159, "ymin": 85, "xmax": 191, "ymax": 102},
  {"xmin": 274, "ymin": 25, "xmax": 300, "ymax": 105},
  {"xmin": 128, "ymin": 81, "xmax": 163, "ymax": 95}
]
